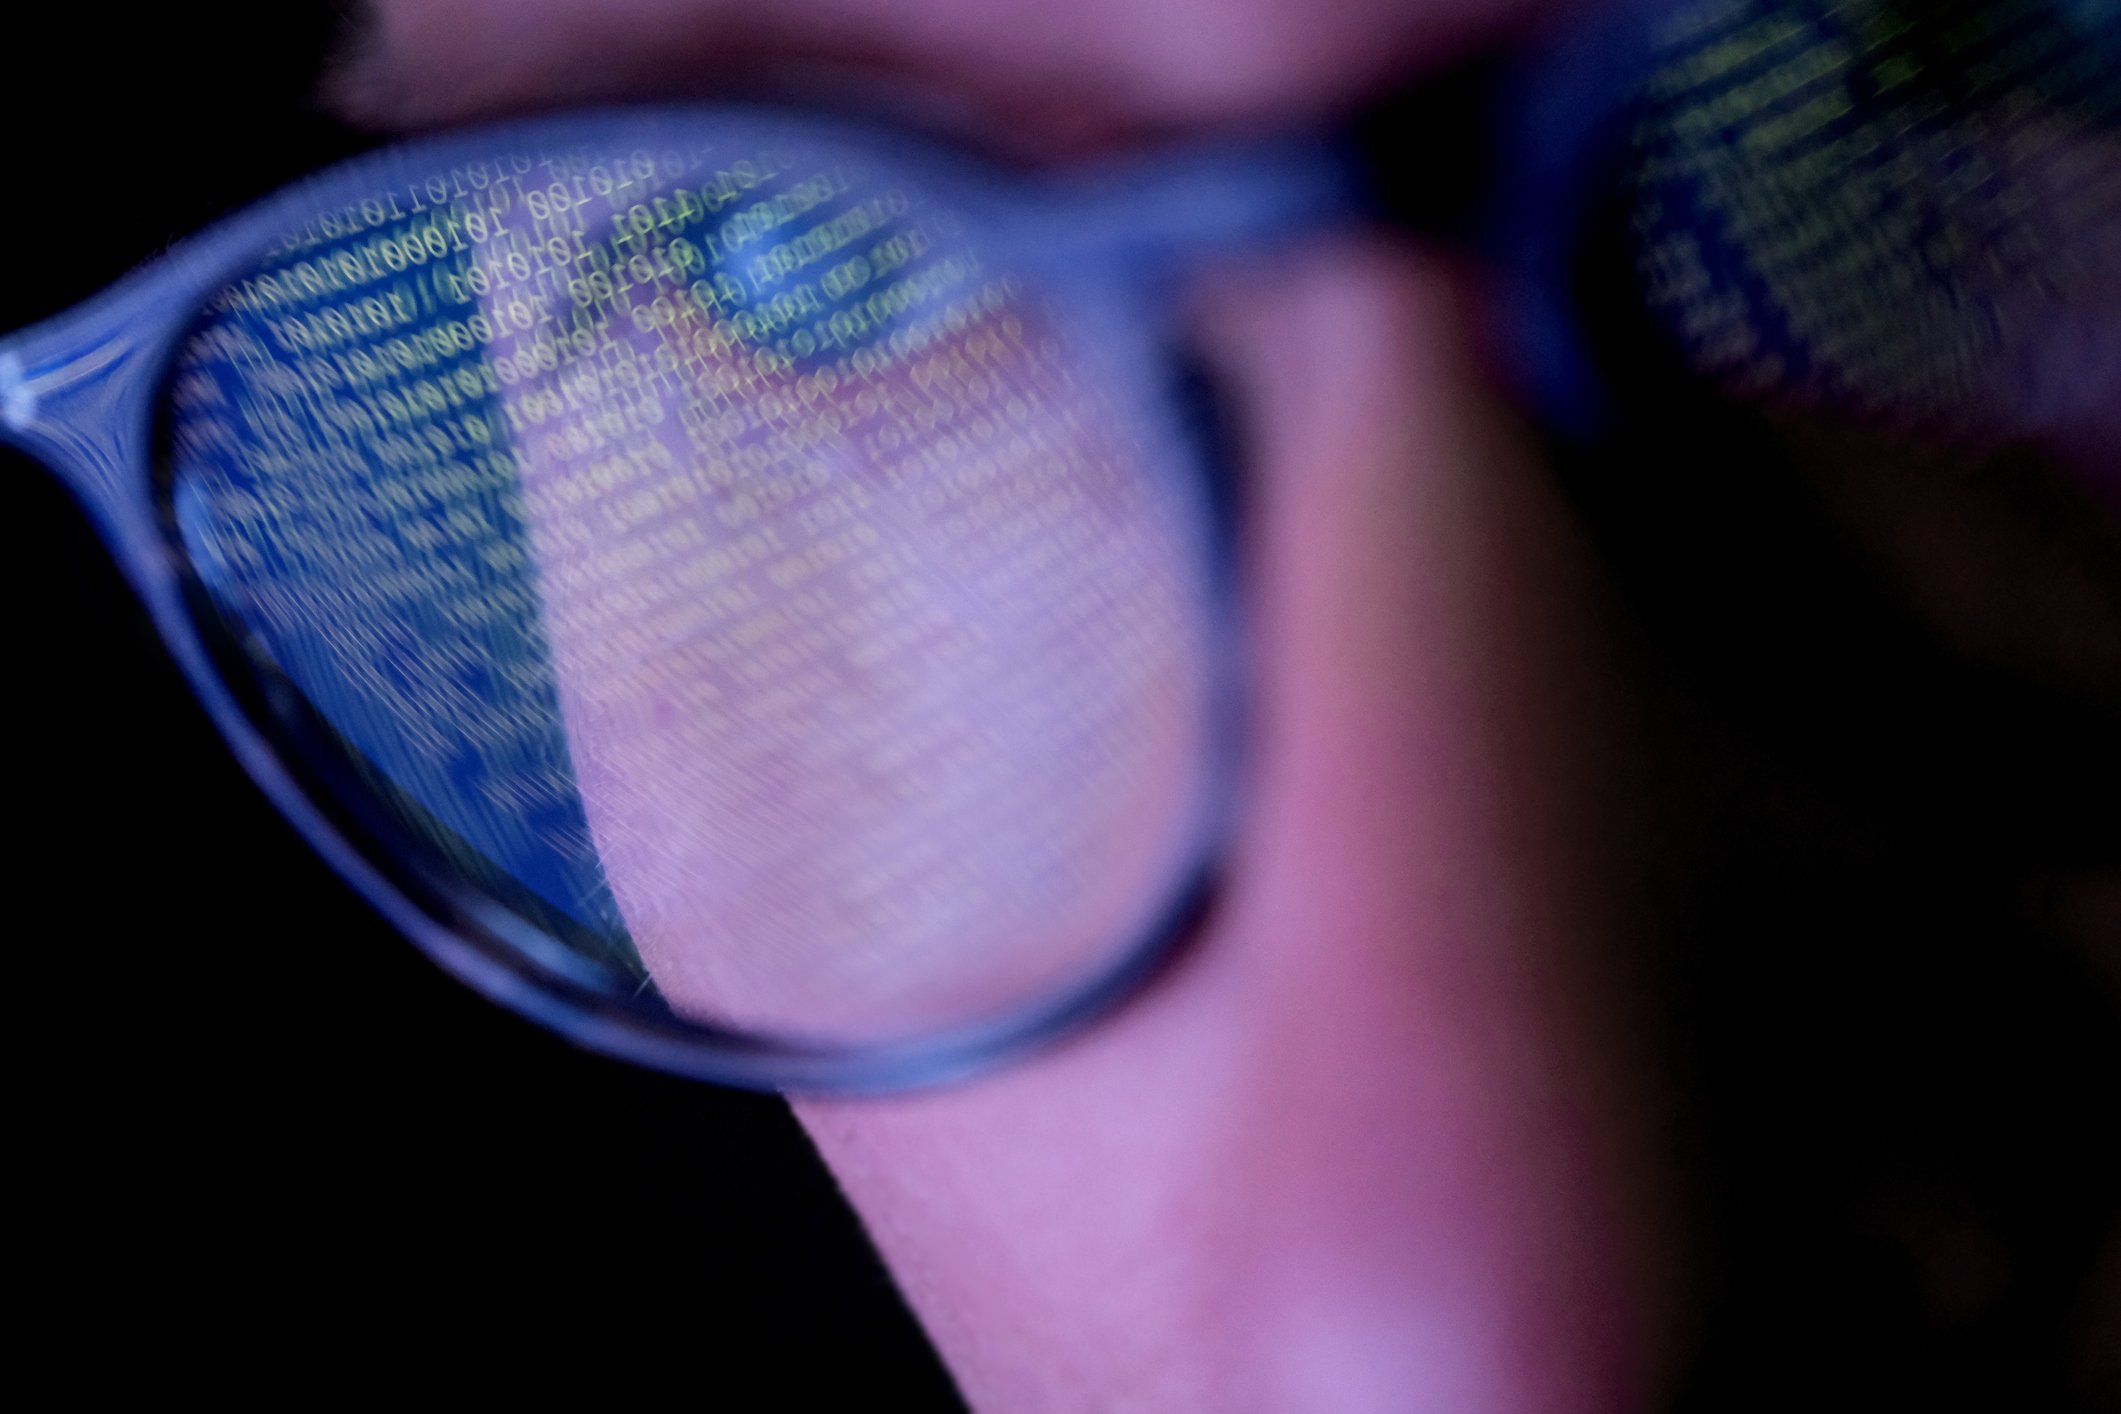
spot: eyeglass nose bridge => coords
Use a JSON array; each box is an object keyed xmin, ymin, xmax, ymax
[{"xmin": 1001, "ymin": 132, "xmax": 1371, "ymax": 280}]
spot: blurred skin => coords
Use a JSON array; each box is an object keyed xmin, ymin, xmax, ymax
[
  {"xmin": 329, "ymin": 0, "xmax": 1563, "ymax": 152},
  {"xmin": 336, "ymin": 0, "xmax": 1676, "ymax": 1408},
  {"xmin": 331, "ymin": 0, "xmax": 1711, "ymax": 1409}
]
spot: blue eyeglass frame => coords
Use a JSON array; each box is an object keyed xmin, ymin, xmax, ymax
[{"xmin": 0, "ymin": 105, "xmax": 1365, "ymax": 1093}]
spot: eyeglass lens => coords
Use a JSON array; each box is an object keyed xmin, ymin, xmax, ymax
[{"xmin": 157, "ymin": 123, "xmax": 1222, "ymax": 1047}]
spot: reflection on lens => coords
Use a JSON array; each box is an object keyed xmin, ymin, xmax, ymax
[
  {"xmin": 1624, "ymin": 0, "xmax": 2120, "ymax": 448},
  {"xmin": 160, "ymin": 123, "xmax": 1218, "ymax": 1045}
]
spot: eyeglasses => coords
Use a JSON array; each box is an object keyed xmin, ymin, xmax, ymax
[
  {"xmin": 10, "ymin": 0, "xmax": 2109, "ymax": 1095},
  {"xmin": 1, "ymin": 105, "xmax": 1358, "ymax": 1091}
]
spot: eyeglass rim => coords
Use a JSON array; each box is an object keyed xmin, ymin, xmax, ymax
[{"xmin": 0, "ymin": 102, "xmax": 1288, "ymax": 1091}]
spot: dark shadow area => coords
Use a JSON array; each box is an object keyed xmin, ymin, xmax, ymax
[{"xmin": 2, "ymin": 5, "xmax": 963, "ymax": 1404}]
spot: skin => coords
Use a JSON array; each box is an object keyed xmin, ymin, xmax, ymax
[
  {"xmin": 329, "ymin": 0, "xmax": 2115, "ymax": 1408},
  {"xmin": 777, "ymin": 250, "xmax": 1675, "ymax": 1411},
  {"xmin": 327, "ymin": 0, "xmax": 1567, "ymax": 152}
]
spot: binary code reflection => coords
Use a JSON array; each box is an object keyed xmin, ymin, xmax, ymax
[
  {"xmin": 1624, "ymin": 0, "xmax": 2119, "ymax": 453},
  {"xmin": 161, "ymin": 131, "xmax": 1217, "ymax": 1042}
]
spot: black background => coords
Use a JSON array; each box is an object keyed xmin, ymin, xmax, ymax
[{"xmin": 4, "ymin": 6, "xmax": 961, "ymax": 1404}]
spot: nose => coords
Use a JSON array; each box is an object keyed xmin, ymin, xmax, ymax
[
  {"xmin": 786, "ymin": 244, "xmax": 1671, "ymax": 1413},
  {"xmin": 481, "ymin": 142, "xmax": 1670, "ymax": 1403}
]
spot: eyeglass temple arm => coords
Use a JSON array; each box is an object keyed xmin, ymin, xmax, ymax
[{"xmin": 0, "ymin": 267, "xmax": 191, "ymax": 524}]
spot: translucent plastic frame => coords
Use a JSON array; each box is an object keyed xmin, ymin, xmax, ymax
[{"xmin": 0, "ymin": 106, "xmax": 1359, "ymax": 1092}]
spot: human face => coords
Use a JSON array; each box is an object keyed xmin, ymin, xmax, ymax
[
  {"xmin": 311, "ymin": 1, "xmax": 1676, "ymax": 1409},
  {"xmin": 19, "ymin": 0, "xmax": 2115, "ymax": 1407}
]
